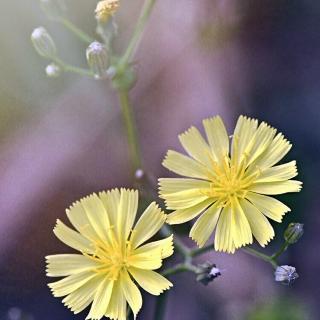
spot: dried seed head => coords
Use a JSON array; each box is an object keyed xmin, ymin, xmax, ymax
[
  {"xmin": 31, "ymin": 27, "xmax": 57, "ymax": 58},
  {"xmin": 275, "ymin": 265, "xmax": 299, "ymax": 285},
  {"xmin": 95, "ymin": 0, "xmax": 119, "ymax": 23},
  {"xmin": 86, "ymin": 41, "xmax": 109, "ymax": 79}
]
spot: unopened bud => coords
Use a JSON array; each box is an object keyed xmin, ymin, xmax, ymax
[
  {"xmin": 31, "ymin": 27, "xmax": 57, "ymax": 58},
  {"xmin": 274, "ymin": 265, "xmax": 299, "ymax": 285},
  {"xmin": 135, "ymin": 169, "xmax": 145, "ymax": 180},
  {"xmin": 284, "ymin": 223, "xmax": 304, "ymax": 244},
  {"xmin": 196, "ymin": 262, "xmax": 221, "ymax": 286},
  {"xmin": 86, "ymin": 41, "xmax": 109, "ymax": 79},
  {"xmin": 40, "ymin": 0, "xmax": 67, "ymax": 20},
  {"xmin": 95, "ymin": 0, "xmax": 119, "ymax": 23},
  {"xmin": 45, "ymin": 63, "xmax": 61, "ymax": 78}
]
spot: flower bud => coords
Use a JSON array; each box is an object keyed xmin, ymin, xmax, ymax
[
  {"xmin": 95, "ymin": 0, "xmax": 119, "ymax": 23},
  {"xmin": 31, "ymin": 27, "xmax": 57, "ymax": 58},
  {"xmin": 45, "ymin": 63, "xmax": 61, "ymax": 78},
  {"xmin": 40, "ymin": 0, "xmax": 67, "ymax": 21},
  {"xmin": 86, "ymin": 41, "xmax": 109, "ymax": 79},
  {"xmin": 196, "ymin": 262, "xmax": 221, "ymax": 286},
  {"xmin": 284, "ymin": 223, "xmax": 304, "ymax": 244},
  {"xmin": 274, "ymin": 265, "xmax": 299, "ymax": 285}
]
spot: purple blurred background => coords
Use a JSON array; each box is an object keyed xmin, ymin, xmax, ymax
[{"xmin": 0, "ymin": 0, "xmax": 319, "ymax": 319}]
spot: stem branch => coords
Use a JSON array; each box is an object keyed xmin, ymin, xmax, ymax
[
  {"xmin": 60, "ymin": 18, "xmax": 94, "ymax": 44},
  {"xmin": 242, "ymin": 247, "xmax": 278, "ymax": 268}
]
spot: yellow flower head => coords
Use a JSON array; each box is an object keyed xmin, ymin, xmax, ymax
[
  {"xmin": 46, "ymin": 189, "xmax": 173, "ymax": 320},
  {"xmin": 159, "ymin": 115, "xmax": 302, "ymax": 253},
  {"xmin": 95, "ymin": 0, "xmax": 119, "ymax": 23}
]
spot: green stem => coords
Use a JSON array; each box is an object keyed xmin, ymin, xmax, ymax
[
  {"xmin": 120, "ymin": 0, "xmax": 157, "ymax": 66},
  {"xmin": 60, "ymin": 18, "xmax": 94, "ymax": 44},
  {"xmin": 190, "ymin": 243, "xmax": 214, "ymax": 257},
  {"xmin": 53, "ymin": 57, "xmax": 94, "ymax": 77},
  {"xmin": 118, "ymin": 90, "xmax": 142, "ymax": 172},
  {"xmin": 162, "ymin": 263, "xmax": 198, "ymax": 277},
  {"xmin": 271, "ymin": 241, "xmax": 290, "ymax": 260},
  {"xmin": 154, "ymin": 291, "xmax": 168, "ymax": 320},
  {"xmin": 242, "ymin": 247, "xmax": 278, "ymax": 269}
]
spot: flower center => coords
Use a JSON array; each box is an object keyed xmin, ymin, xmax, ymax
[
  {"xmin": 85, "ymin": 227, "xmax": 133, "ymax": 280},
  {"xmin": 204, "ymin": 156, "xmax": 259, "ymax": 207}
]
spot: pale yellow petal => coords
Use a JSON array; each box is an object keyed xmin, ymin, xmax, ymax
[
  {"xmin": 240, "ymin": 199, "xmax": 274, "ymax": 247},
  {"xmin": 62, "ymin": 276, "xmax": 102, "ymax": 314},
  {"xmin": 129, "ymin": 267, "xmax": 172, "ymax": 296},
  {"xmin": 105, "ymin": 280, "xmax": 126, "ymax": 320},
  {"xmin": 46, "ymin": 254, "xmax": 100, "ymax": 277},
  {"xmin": 117, "ymin": 189, "xmax": 139, "ymax": 240},
  {"xmin": 232, "ymin": 199, "xmax": 253, "ymax": 249},
  {"xmin": 86, "ymin": 278, "xmax": 114, "ymax": 320},
  {"xmin": 214, "ymin": 204, "xmax": 235, "ymax": 253},
  {"xmin": 66, "ymin": 200, "xmax": 99, "ymax": 241},
  {"xmin": 246, "ymin": 192, "xmax": 290, "ymax": 222},
  {"xmin": 253, "ymin": 132, "xmax": 292, "ymax": 169},
  {"xmin": 244, "ymin": 122, "xmax": 276, "ymax": 167},
  {"xmin": 231, "ymin": 116, "xmax": 258, "ymax": 164},
  {"xmin": 130, "ymin": 202, "xmax": 166, "ymax": 249},
  {"xmin": 178, "ymin": 126, "xmax": 212, "ymax": 166},
  {"xmin": 98, "ymin": 189, "xmax": 121, "ymax": 228},
  {"xmin": 48, "ymin": 271, "xmax": 96, "ymax": 297},
  {"xmin": 250, "ymin": 180, "xmax": 302, "ymax": 194},
  {"xmin": 53, "ymin": 219, "xmax": 92, "ymax": 253},
  {"xmin": 162, "ymin": 150, "xmax": 210, "ymax": 179},
  {"xmin": 134, "ymin": 235, "xmax": 174, "ymax": 259},
  {"xmin": 81, "ymin": 193, "xmax": 110, "ymax": 242},
  {"xmin": 128, "ymin": 252, "xmax": 163, "ymax": 270},
  {"xmin": 190, "ymin": 204, "xmax": 221, "ymax": 247},
  {"xmin": 159, "ymin": 178, "xmax": 211, "ymax": 195},
  {"xmin": 120, "ymin": 270, "xmax": 142, "ymax": 317},
  {"xmin": 203, "ymin": 116, "xmax": 229, "ymax": 161},
  {"xmin": 166, "ymin": 199, "xmax": 213, "ymax": 225},
  {"xmin": 256, "ymin": 161, "xmax": 297, "ymax": 183}
]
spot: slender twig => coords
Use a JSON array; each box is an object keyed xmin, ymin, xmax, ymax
[
  {"xmin": 118, "ymin": 90, "xmax": 142, "ymax": 172},
  {"xmin": 190, "ymin": 242, "xmax": 214, "ymax": 257},
  {"xmin": 60, "ymin": 18, "xmax": 94, "ymax": 44},
  {"xmin": 53, "ymin": 57, "xmax": 94, "ymax": 77},
  {"xmin": 162, "ymin": 263, "xmax": 198, "ymax": 277},
  {"xmin": 242, "ymin": 247, "xmax": 278, "ymax": 269},
  {"xmin": 271, "ymin": 241, "xmax": 290, "ymax": 260},
  {"xmin": 120, "ymin": 0, "xmax": 157, "ymax": 66}
]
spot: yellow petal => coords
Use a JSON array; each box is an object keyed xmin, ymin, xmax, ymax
[
  {"xmin": 203, "ymin": 116, "xmax": 229, "ymax": 162},
  {"xmin": 159, "ymin": 178, "xmax": 211, "ymax": 195},
  {"xmin": 250, "ymin": 180, "xmax": 302, "ymax": 194},
  {"xmin": 86, "ymin": 278, "xmax": 114, "ymax": 320},
  {"xmin": 246, "ymin": 192, "xmax": 290, "ymax": 222},
  {"xmin": 53, "ymin": 219, "xmax": 92, "ymax": 253},
  {"xmin": 190, "ymin": 204, "xmax": 221, "ymax": 247},
  {"xmin": 117, "ymin": 189, "xmax": 139, "ymax": 240},
  {"xmin": 130, "ymin": 202, "xmax": 166, "ymax": 249},
  {"xmin": 231, "ymin": 116, "xmax": 258, "ymax": 164},
  {"xmin": 128, "ymin": 252, "xmax": 163, "ymax": 270},
  {"xmin": 214, "ymin": 204, "xmax": 235, "ymax": 253},
  {"xmin": 62, "ymin": 276, "xmax": 102, "ymax": 314},
  {"xmin": 81, "ymin": 193, "xmax": 110, "ymax": 242},
  {"xmin": 166, "ymin": 199, "xmax": 213, "ymax": 225},
  {"xmin": 66, "ymin": 200, "xmax": 99, "ymax": 241},
  {"xmin": 240, "ymin": 199, "xmax": 274, "ymax": 247},
  {"xmin": 134, "ymin": 235, "xmax": 174, "ymax": 259},
  {"xmin": 98, "ymin": 189, "xmax": 121, "ymax": 228},
  {"xmin": 129, "ymin": 267, "xmax": 172, "ymax": 296},
  {"xmin": 105, "ymin": 280, "xmax": 126, "ymax": 320},
  {"xmin": 253, "ymin": 132, "xmax": 292, "ymax": 169},
  {"xmin": 178, "ymin": 126, "xmax": 212, "ymax": 166},
  {"xmin": 256, "ymin": 161, "xmax": 297, "ymax": 183},
  {"xmin": 231, "ymin": 199, "xmax": 253, "ymax": 249},
  {"xmin": 48, "ymin": 271, "xmax": 96, "ymax": 297},
  {"xmin": 46, "ymin": 254, "xmax": 100, "ymax": 277},
  {"xmin": 162, "ymin": 150, "xmax": 210, "ymax": 179},
  {"xmin": 120, "ymin": 270, "xmax": 142, "ymax": 317}
]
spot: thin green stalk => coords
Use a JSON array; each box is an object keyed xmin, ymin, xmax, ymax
[
  {"xmin": 162, "ymin": 263, "xmax": 198, "ymax": 277},
  {"xmin": 53, "ymin": 57, "xmax": 94, "ymax": 77},
  {"xmin": 118, "ymin": 90, "xmax": 142, "ymax": 172},
  {"xmin": 120, "ymin": 0, "xmax": 157, "ymax": 66},
  {"xmin": 154, "ymin": 291, "xmax": 168, "ymax": 320},
  {"xmin": 242, "ymin": 247, "xmax": 278, "ymax": 268},
  {"xmin": 190, "ymin": 242, "xmax": 214, "ymax": 257},
  {"xmin": 271, "ymin": 241, "xmax": 290, "ymax": 260},
  {"xmin": 60, "ymin": 18, "xmax": 94, "ymax": 44}
]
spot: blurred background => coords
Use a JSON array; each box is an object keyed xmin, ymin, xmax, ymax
[{"xmin": 0, "ymin": 0, "xmax": 319, "ymax": 319}]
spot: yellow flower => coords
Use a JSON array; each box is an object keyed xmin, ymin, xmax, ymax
[
  {"xmin": 46, "ymin": 189, "xmax": 173, "ymax": 320},
  {"xmin": 95, "ymin": 0, "xmax": 119, "ymax": 23},
  {"xmin": 159, "ymin": 116, "xmax": 302, "ymax": 253}
]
